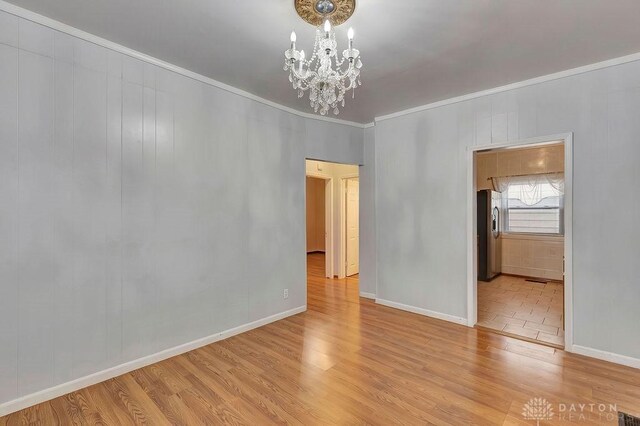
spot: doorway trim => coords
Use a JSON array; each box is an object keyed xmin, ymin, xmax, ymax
[
  {"xmin": 339, "ymin": 174, "xmax": 360, "ymax": 278},
  {"xmin": 466, "ymin": 133, "xmax": 574, "ymax": 352},
  {"xmin": 306, "ymin": 172, "xmax": 334, "ymax": 278}
]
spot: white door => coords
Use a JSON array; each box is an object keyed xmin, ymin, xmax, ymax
[
  {"xmin": 324, "ymin": 178, "xmax": 332, "ymax": 278},
  {"xmin": 346, "ymin": 179, "xmax": 359, "ymax": 276}
]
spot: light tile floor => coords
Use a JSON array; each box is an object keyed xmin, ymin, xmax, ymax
[{"xmin": 477, "ymin": 274, "xmax": 564, "ymax": 347}]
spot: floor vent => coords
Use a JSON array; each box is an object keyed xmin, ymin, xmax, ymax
[
  {"xmin": 525, "ymin": 279, "xmax": 548, "ymax": 284},
  {"xmin": 620, "ymin": 412, "xmax": 640, "ymax": 426}
]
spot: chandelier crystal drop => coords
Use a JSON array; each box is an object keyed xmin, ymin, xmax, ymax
[{"xmin": 284, "ymin": 19, "xmax": 363, "ymax": 116}]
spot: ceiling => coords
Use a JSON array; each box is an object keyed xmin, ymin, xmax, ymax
[{"xmin": 7, "ymin": 0, "xmax": 640, "ymax": 123}]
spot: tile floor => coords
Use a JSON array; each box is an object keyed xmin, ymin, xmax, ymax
[{"xmin": 477, "ymin": 274, "xmax": 564, "ymax": 347}]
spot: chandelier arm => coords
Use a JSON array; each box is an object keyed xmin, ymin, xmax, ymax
[
  {"xmin": 335, "ymin": 62, "xmax": 355, "ymax": 80},
  {"xmin": 290, "ymin": 67, "xmax": 319, "ymax": 81}
]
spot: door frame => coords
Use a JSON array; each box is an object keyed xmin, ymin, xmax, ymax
[
  {"xmin": 466, "ymin": 133, "xmax": 574, "ymax": 351},
  {"xmin": 306, "ymin": 172, "xmax": 334, "ymax": 278},
  {"xmin": 340, "ymin": 174, "xmax": 360, "ymax": 278}
]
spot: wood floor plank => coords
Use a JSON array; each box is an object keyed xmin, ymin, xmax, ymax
[
  {"xmin": 2, "ymin": 252, "xmax": 639, "ymax": 424},
  {"xmin": 48, "ymin": 393, "xmax": 86, "ymax": 426}
]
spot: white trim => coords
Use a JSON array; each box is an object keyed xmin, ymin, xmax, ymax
[
  {"xmin": 572, "ymin": 345, "xmax": 640, "ymax": 370},
  {"xmin": 306, "ymin": 171, "xmax": 334, "ymax": 278},
  {"xmin": 373, "ymin": 134, "xmax": 380, "ymax": 304},
  {"xmin": 363, "ymin": 122, "xmax": 376, "ymax": 129},
  {"xmin": 0, "ymin": 0, "xmax": 366, "ymax": 129},
  {"xmin": 465, "ymin": 134, "xmax": 567, "ymax": 152},
  {"xmin": 467, "ymin": 151, "xmax": 478, "ymax": 327},
  {"xmin": 359, "ymin": 292, "xmax": 376, "ymax": 299},
  {"xmin": 466, "ymin": 133, "xmax": 574, "ymax": 352},
  {"xmin": 500, "ymin": 233, "xmax": 564, "ymax": 242},
  {"xmin": 0, "ymin": 305, "xmax": 306, "ymax": 417},
  {"xmin": 375, "ymin": 53, "xmax": 640, "ymax": 123},
  {"xmin": 375, "ymin": 298, "xmax": 468, "ymax": 326},
  {"xmin": 562, "ymin": 135, "xmax": 574, "ymax": 351}
]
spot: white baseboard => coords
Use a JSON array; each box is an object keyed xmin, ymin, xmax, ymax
[
  {"xmin": 0, "ymin": 305, "xmax": 307, "ymax": 417},
  {"xmin": 359, "ymin": 292, "xmax": 376, "ymax": 299},
  {"xmin": 572, "ymin": 345, "xmax": 640, "ymax": 370},
  {"xmin": 374, "ymin": 298, "xmax": 639, "ymax": 370},
  {"xmin": 375, "ymin": 298, "xmax": 468, "ymax": 326}
]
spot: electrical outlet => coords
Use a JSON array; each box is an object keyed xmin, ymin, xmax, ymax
[{"xmin": 283, "ymin": 289, "xmax": 289, "ymax": 299}]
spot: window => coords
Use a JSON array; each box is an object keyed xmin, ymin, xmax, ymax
[{"xmin": 505, "ymin": 180, "xmax": 563, "ymax": 234}]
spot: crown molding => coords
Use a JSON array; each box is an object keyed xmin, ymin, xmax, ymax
[
  {"xmin": 375, "ymin": 51, "xmax": 640, "ymax": 123},
  {"xmin": 0, "ymin": 0, "xmax": 367, "ymax": 129},
  {"xmin": 9, "ymin": 1, "xmax": 640, "ymax": 130}
]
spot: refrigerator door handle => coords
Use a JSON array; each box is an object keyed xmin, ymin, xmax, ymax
[{"xmin": 491, "ymin": 206, "xmax": 500, "ymax": 238}]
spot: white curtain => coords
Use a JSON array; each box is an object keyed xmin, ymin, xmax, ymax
[
  {"xmin": 491, "ymin": 173, "xmax": 564, "ymax": 204},
  {"xmin": 490, "ymin": 176, "xmax": 510, "ymax": 193},
  {"xmin": 545, "ymin": 172, "xmax": 564, "ymax": 194}
]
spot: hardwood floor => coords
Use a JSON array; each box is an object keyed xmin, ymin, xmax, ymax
[
  {"xmin": 477, "ymin": 275, "xmax": 565, "ymax": 348},
  {"xmin": 2, "ymin": 252, "xmax": 640, "ymax": 424}
]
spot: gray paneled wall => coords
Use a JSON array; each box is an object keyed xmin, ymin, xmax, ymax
[
  {"xmin": 0, "ymin": 11, "xmax": 363, "ymax": 405},
  {"xmin": 374, "ymin": 60, "xmax": 640, "ymax": 360},
  {"xmin": 304, "ymin": 119, "xmax": 364, "ymax": 166}
]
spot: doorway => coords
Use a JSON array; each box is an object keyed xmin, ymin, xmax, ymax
[
  {"xmin": 467, "ymin": 134, "xmax": 573, "ymax": 350},
  {"xmin": 306, "ymin": 176, "xmax": 331, "ymax": 277},
  {"xmin": 305, "ymin": 171, "xmax": 332, "ymax": 279},
  {"xmin": 344, "ymin": 177, "xmax": 359, "ymax": 277},
  {"xmin": 305, "ymin": 159, "xmax": 359, "ymax": 281}
]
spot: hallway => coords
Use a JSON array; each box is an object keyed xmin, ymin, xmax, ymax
[{"xmin": 306, "ymin": 252, "xmax": 360, "ymax": 316}]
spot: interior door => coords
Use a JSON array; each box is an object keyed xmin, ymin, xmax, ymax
[
  {"xmin": 324, "ymin": 178, "xmax": 332, "ymax": 278},
  {"xmin": 346, "ymin": 178, "xmax": 359, "ymax": 276}
]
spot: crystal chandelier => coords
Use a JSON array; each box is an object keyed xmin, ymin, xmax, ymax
[{"xmin": 284, "ymin": 6, "xmax": 362, "ymax": 116}]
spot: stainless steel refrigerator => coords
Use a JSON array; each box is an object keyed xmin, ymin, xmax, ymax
[{"xmin": 477, "ymin": 190, "xmax": 502, "ymax": 281}]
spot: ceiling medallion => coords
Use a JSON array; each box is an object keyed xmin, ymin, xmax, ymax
[
  {"xmin": 294, "ymin": 0, "xmax": 356, "ymax": 26},
  {"xmin": 285, "ymin": 0, "xmax": 363, "ymax": 116}
]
